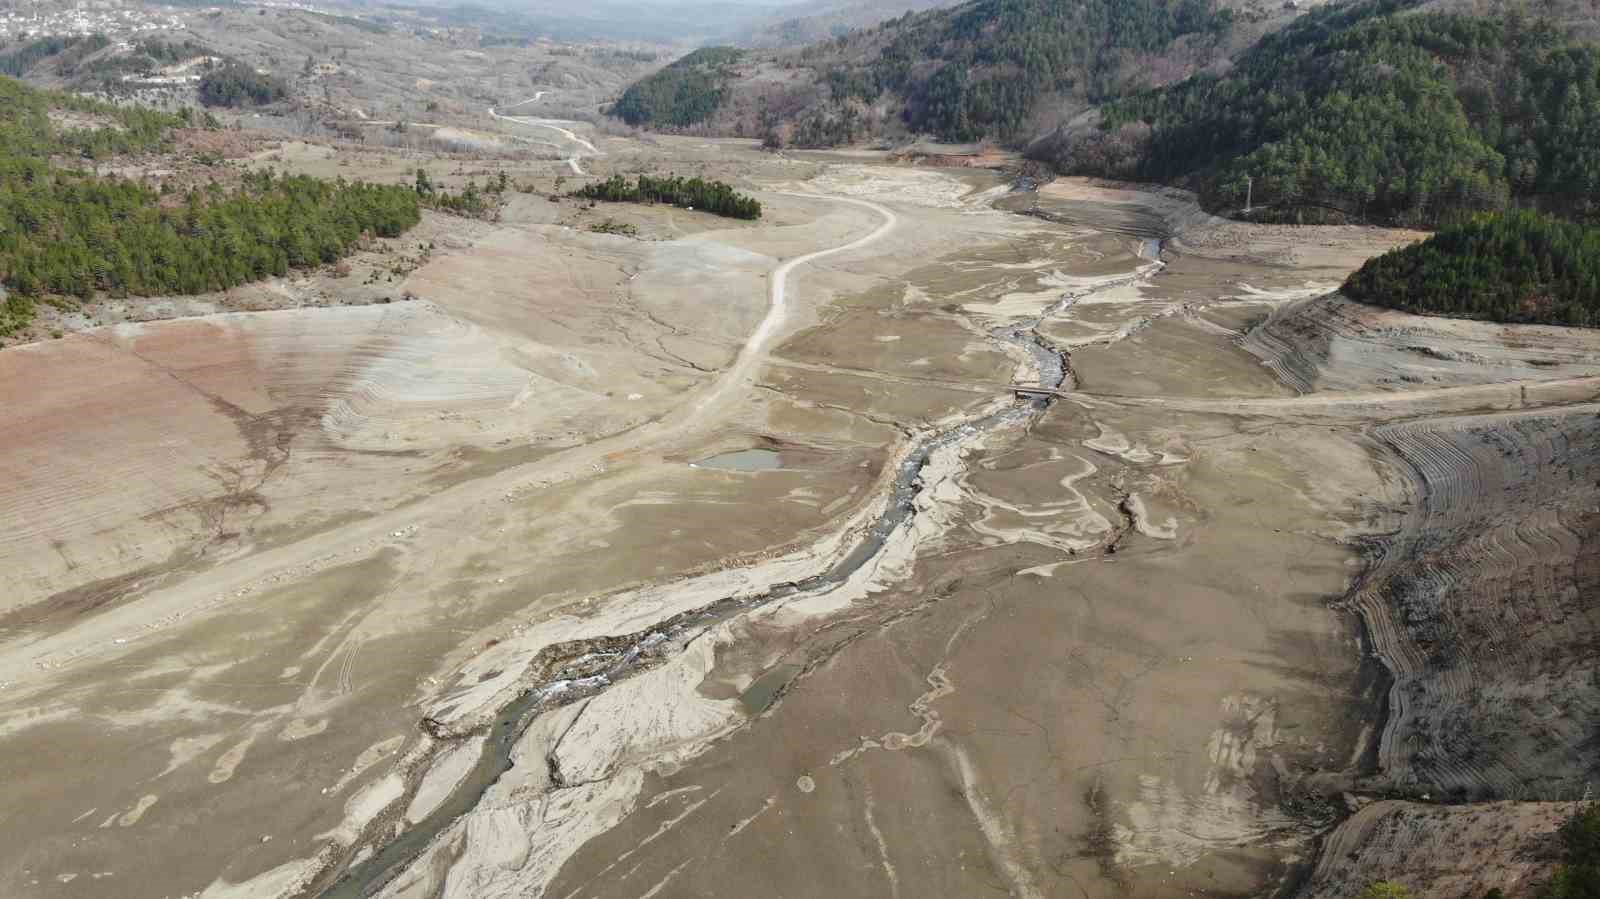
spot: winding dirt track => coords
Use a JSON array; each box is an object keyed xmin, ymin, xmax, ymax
[
  {"xmin": 694, "ymin": 194, "xmax": 898, "ymax": 417},
  {"xmin": 487, "ymin": 107, "xmax": 597, "ymax": 174},
  {"xmin": 0, "ymin": 194, "xmax": 899, "ymax": 693}
]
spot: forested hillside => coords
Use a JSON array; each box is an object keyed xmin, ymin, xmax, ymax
[
  {"xmin": 800, "ymin": 0, "xmax": 1232, "ymax": 143},
  {"xmin": 1040, "ymin": 0, "xmax": 1600, "ymax": 227},
  {"xmin": 609, "ymin": 0, "xmax": 1233, "ymax": 143},
  {"xmin": 1343, "ymin": 211, "xmax": 1600, "ymax": 325},
  {"xmin": 0, "ymin": 34, "xmax": 110, "ymax": 78},
  {"xmin": 0, "ymin": 74, "xmax": 179, "ymax": 159},
  {"xmin": 0, "ymin": 75, "xmax": 418, "ymax": 338},
  {"xmin": 609, "ymin": 47, "xmax": 743, "ymax": 128}
]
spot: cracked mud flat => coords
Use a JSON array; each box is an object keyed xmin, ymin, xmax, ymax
[{"xmin": 5, "ymin": 157, "xmax": 1600, "ymax": 899}]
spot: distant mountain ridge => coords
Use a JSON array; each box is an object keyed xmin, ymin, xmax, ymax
[
  {"xmin": 609, "ymin": 0, "xmax": 1600, "ymax": 233},
  {"xmin": 608, "ymin": 0, "xmax": 1239, "ymax": 145},
  {"xmin": 401, "ymin": 0, "xmax": 953, "ymax": 44},
  {"xmin": 733, "ymin": 0, "xmax": 958, "ymax": 48}
]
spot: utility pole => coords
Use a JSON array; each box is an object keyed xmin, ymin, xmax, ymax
[{"xmin": 1245, "ymin": 175, "xmax": 1253, "ymax": 214}]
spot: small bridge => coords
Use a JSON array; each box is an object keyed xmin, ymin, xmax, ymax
[{"xmin": 1011, "ymin": 385, "xmax": 1071, "ymax": 400}]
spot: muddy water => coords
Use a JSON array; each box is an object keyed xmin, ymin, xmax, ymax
[
  {"xmin": 693, "ymin": 448, "xmax": 785, "ymax": 471},
  {"xmin": 739, "ymin": 663, "xmax": 803, "ymax": 714},
  {"xmin": 315, "ymin": 212, "xmax": 1095, "ymax": 899}
]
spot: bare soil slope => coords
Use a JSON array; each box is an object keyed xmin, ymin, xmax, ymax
[{"xmin": 1302, "ymin": 800, "xmax": 1585, "ymax": 899}]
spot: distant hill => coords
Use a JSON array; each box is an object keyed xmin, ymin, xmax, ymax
[
  {"xmin": 609, "ymin": 0, "xmax": 1238, "ymax": 144},
  {"xmin": 1036, "ymin": 0, "xmax": 1600, "ymax": 227},
  {"xmin": 734, "ymin": 0, "xmax": 958, "ymax": 49},
  {"xmin": 610, "ymin": 47, "xmax": 745, "ymax": 129},
  {"xmin": 407, "ymin": 0, "xmax": 796, "ymax": 44}
]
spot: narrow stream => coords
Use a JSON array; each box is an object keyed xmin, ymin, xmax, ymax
[{"xmin": 313, "ymin": 229, "xmax": 1165, "ymax": 899}]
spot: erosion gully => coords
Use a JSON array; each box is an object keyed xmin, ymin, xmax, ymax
[{"xmin": 312, "ymin": 211, "xmax": 1167, "ymax": 899}]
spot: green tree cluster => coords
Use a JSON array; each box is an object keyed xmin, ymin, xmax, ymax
[
  {"xmin": 135, "ymin": 39, "xmax": 211, "ymax": 66},
  {"xmin": 0, "ymin": 34, "xmax": 109, "ymax": 77},
  {"xmin": 0, "ymin": 74, "xmax": 180, "ymax": 160},
  {"xmin": 1344, "ymin": 211, "xmax": 1600, "ymax": 326},
  {"xmin": 198, "ymin": 60, "xmax": 288, "ymax": 108},
  {"xmin": 1, "ymin": 167, "xmax": 419, "ymax": 304},
  {"xmin": 571, "ymin": 174, "xmax": 760, "ymax": 219},
  {"xmin": 789, "ymin": 103, "xmax": 866, "ymax": 149},
  {"xmin": 415, "ymin": 168, "xmax": 509, "ymax": 219},
  {"xmin": 0, "ymin": 75, "xmax": 420, "ymax": 338},
  {"xmin": 1541, "ymin": 804, "xmax": 1600, "ymax": 898},
  {"xmin": 1051, "ymin": 0, "xmax": 1600, "ymax": 227},
  {"xmin": 609, "ymin": 48, "xmax": 744, "ymax": 128}
]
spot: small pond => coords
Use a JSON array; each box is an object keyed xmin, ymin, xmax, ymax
[{"xmin": 691, "ymin": 448, "xmax": 784, "ymax": 471}]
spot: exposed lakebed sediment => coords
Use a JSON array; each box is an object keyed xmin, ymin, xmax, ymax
[
  {"xmin": 314, "ymin": 196, "xmax": 1164, "ymax": 899},
  {"xmin": 10, "ymin": 164, "xmax": 1596, "ymax": 899}
]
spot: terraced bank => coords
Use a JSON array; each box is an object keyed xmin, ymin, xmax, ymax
[{"xmin": 1356, "ymin": 410, "xmax": 1600, "ymax": 800}]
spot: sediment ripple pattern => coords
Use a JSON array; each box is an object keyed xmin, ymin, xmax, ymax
[
  {"xmin": 1243, "ymin": 293, "xmax": 1600, "ymax": 393},
  {"xmin": 1355, "ymin": 407, "xmax": 1600, "ymax": 800}
]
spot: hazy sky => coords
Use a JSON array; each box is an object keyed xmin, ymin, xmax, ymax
[{"xmin": 615, "ymin": 0, "xmax": 797, "ymax": 6}]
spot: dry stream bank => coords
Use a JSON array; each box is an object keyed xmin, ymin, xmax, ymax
[{"xmin": 1, "ymin": 152, "xmax": 1597, "ymax": 899}]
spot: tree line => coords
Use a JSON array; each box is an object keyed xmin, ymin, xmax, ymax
[
  {"xmin": 74, "ymin": 39, "xmax": 214, "ymax": 93},
  {"xmin": 1343, "ymin": 211, "xmax": 1600, "ymax": 326},
  {"xmin": 0, "ymin": 33, "xmax": 225, "ymax": 94},
  {"xmin": 777, "ymin": 0, "xmax": 1230, "ymax": 146},
  {"xmin": 571, "ymin": 174, "xmax": 761, "ymax": 220},
  {"xmin": 1, "ymin": 167, "xmax": 419, "ymax": 304},
  {"xmin": 1041, "ymin": 0, "xmax": 1600, "ymax": 227},
  {"xmin": 0, "ymin": 75, "xmax": 420, "ymax": 338},
  {"xmin": 0, "ymin": 34, "xmax": 109, "ymax": 77}
]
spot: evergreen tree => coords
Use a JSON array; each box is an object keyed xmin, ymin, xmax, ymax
[
  {"xmin": 1344, "ymin": 211, "xmax": 1600, "ymax": 325},
  {"xmin": 1048, "ymin": 0, "xmax": 1600, "ymax": 227},
  {"xmin": 570, "ymin": 174, "xmax": 762, "ymax": 220},
  {"xmin": 0, "ymin": 75, "xmax": 420, "ymax": 337}
]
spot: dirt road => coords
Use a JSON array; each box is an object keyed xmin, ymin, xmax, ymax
[
  {"xmin": 0, "ymin": 195, "xmax": 895, "ymax": 692},
  {"xmin": 487, "ymin": 105, "xmax": 598, "ymax": 174}
]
